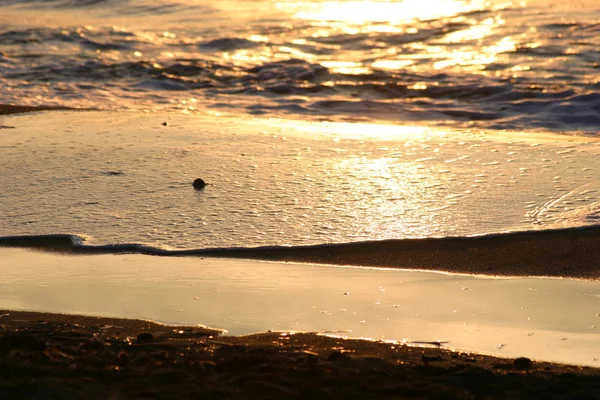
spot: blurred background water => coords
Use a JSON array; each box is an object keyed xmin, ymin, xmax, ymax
[{"xmin": 1, "ymin": 0, "xmax": 599, "ymax": 132}]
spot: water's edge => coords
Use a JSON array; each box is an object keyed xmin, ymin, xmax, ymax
[{"xmin": 3, "ymin": 225, "xmax": 600, "ymax": 279}]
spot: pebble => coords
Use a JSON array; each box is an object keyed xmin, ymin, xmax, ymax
[
  {"xmin": 136, "ymin": 332, "xmax": 155, "ymax": 343},
  {"xmin": 193, "ymin": 178, "xmax": 206, "ymax": 190},
  {"xmin": 513, "ymin": 357, "xmax": 533, "ymax": 370}
]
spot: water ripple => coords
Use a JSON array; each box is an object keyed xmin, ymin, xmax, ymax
[{"xmin": 1, "ymin": 0, "xmax": 599, "ymax": 131}]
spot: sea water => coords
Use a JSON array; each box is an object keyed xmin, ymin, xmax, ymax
[
  {"xmin": 2, "ymin": 111, "xmax": 600, "ymax": 250},
  {"xmin": 1, "ymin": 0, "xmax": 599, "ymax": 131}
]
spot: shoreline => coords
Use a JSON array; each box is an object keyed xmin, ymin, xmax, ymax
[
  {"xmin": 1, "ymin": 309, "xmax": 600, "ymax": 399},
  {"xmin": 3, "ymin": 247, "xmax": 599, "ymax": 368},
  {"xmin": 4, "ymin": 109, "xmax": 600, "ymax": 282},
  {"xmin": 0, "ymin": 104, "xmax": 81, "ymax": 116},
  {"xmin": 200, "ymin": 225, "xmax": 600, "ymax": 279},
  {"xmin": 3, "ymin": 224, "xmax": 600, "ymax": 279}
]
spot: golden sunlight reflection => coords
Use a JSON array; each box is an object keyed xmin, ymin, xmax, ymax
[
  {"xmin": 219, "ymin": 0, "xmax": 518, "ymax": 78},
  {"xmin": 360, "ymin": 14, "xmax": 514, "ymax": 73},
  {"xmin": 271, "ymin": 120, "xmax": 456, "ymax": 237},
  {"xmin": 277, "ymin": 119, "xmax": 447, "ymax": 140},
  {"xmin": 288, "ymin": 0, "xmax": 488, "ymax": 23},
  {"xmin": 320, "ymin": 61, "xmax": 370, "ymax": 74},
  {"xmin": 371, "ymin": 59, "xmax": 414, "ymax": 70},
  {"xmin": 335, "ymin": 154, "xmax": 449, "ymax": 237},
  {"xmin": 428, "ymin": 35, "xmax": 516, "ymax": 70}
]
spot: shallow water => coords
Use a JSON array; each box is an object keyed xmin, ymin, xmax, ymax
[
  {"xmin": 2, "ymin": 248, "xmax": 599, "ymax": 366},
  {"xmin": 3, "ymin": 112, "xmax": 600, "ymax": 250},
  {"xmin": 1, "ymin": 0, "xmax": 600, "ymax": 131}
]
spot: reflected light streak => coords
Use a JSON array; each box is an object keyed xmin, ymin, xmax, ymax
[
  {"xmin": 277, "ymin": 119, "xmax": 447, "ymax": 141},
  {"xmin": 372, "ymin": 59, "xmax": 414, "ymax": 70},
  {"xmin": 335, "ymin": 154, "xmax": 449, "ymax": 238},
  {"xmin": 406, "ymin": 17, "xmax": 516, "ymax": 71},
  {"xmin": 276, "ymin": 0, "xmax": 517, "ymax": 77},
  {"xmin": 440, "ymin": 17, "xmax": 499, "ymax": 43},
  {"xmin": 321, "ymin": 60, "xmax": 370, "ymax": 74},
  {"xmin": 290, "ymin": 0, "xmax": 488, "ymax": 23}
]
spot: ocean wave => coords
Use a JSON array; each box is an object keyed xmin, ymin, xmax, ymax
[
  {"xmin": 3, "ymin": 45, "xmax": 600, "ymax": 130},
  {"xmin": 0, "ymin": 0, "xmax": 114, "ymax": 7},
  {"xmin": 1, "ymin": 0, "xmax": 193, "ymax": 15},
  {"xmin": 3, "ymin": 226, "xmax": 600, "ymax": 279},
  {"xmin": 200, "ymin": 38, "xmax": 263, "ymax": 51},
  {"xmin": 1, "ymin": 0, "xmax": 599, "ymax": 131}
]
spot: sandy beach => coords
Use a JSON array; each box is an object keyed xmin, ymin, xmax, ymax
[
  {"xmin": 2, "ymin": 109, "xmax": 600, "ymax": 397},
  {"xmin": 1, "ymin": 309, "xmax": 600, "ymax": 399},
  {"xmin": 3, "ymin": 0, "xmax": 600, "ymax": 396},
  {"xmin": 1, "ymin": 247, "xmax": 599, "ymax": 367}
]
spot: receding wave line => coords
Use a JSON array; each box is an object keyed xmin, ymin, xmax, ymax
[
  {"xmin": 0, "ymin": 104, "xmax": 84, "ymax": 115},
  {"xmin": 2, "ymin": 227, "xmax": 600, "ymax": 279}
]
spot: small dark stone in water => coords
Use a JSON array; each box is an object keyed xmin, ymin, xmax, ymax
[
  {"xmin": 162, "ymin": 122, "xmax": 167, "ymax": 126},
  {"xmin": 193, "ymin": 178, "xmax": 206, "ymax": 190},
  {"xmin": 513, "ymin": 357, "xmax": 533, "ymax": 370},
  {"xmin": 136, "ymin": 332, "xmax": 154, "ymax": 343}
]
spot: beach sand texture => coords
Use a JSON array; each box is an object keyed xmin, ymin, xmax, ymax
[{"xmin": 1, "ymin": 310, "xmax": 600, "ymax": 399}]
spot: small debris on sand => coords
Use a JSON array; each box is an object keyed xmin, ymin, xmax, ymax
[
  {"xmin": 193, "ymin": 178, "xmax": 207, "ymax": 190},
  {"xmin": 513, "ymin": 357, "xmax": 533, "ymax": 370},
  {"xmin": 137, "ymin": 332, "xmax": 155, "ymax": 342}
]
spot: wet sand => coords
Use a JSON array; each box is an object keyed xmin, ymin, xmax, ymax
[
  {"xmin": 3, "ymin": 225, "xmax": 600, "ymax": 279},
  {"xmin": 1, "ymin": 310, "xmax": 599, "ymax": 399},
  {"xmin": 198, "ymin": 226, "xmax": 600, "ymax": 279},
  {"xmin": 5, "ymin": 111, "xmax": 600, "ymax": 254},
  {"xmin": 0, "ymin": 104, "xmax": 79, "ymax": 115},
  {"xmin": 2, "ymin": 248, "xmax": 599, "ymax": 367}
]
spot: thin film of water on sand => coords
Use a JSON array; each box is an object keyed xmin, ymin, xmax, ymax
[
  {"xmin": 2, "ymin": 112, "xmax": 600, "ymax": 249},
  {"xmin": 1, "ymin": 248, "xmax": 599, "ymax": 366}
]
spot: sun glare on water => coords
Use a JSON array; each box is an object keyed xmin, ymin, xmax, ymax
[
  {"xmin": 263, "ymin": 0, "xmax": 518, "ymax": 76},
  {"xmin": 288, "ymin": 0, "xmax": 489, "ymax": 23}
]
